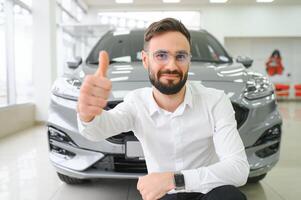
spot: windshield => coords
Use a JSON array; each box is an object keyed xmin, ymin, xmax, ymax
[{"xmin": 86, "ymin": 30, "xmax": 232, "ymax": 65}]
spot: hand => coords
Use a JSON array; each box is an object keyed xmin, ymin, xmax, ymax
[
  {"xmin": 137, "ymin": 172, "xmax": 175, "ymax": 200},
  {"xmin": 77, "ymin": 51, "xmax": 112, "ymax": 122}
]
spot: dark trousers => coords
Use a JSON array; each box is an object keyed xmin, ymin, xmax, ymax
[{"xmin": 160, "ymin": 185, "xmax": 247, "ymax": 200}]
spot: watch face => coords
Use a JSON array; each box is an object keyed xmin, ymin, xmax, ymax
[{"xmin": 174, "ymin": 173, "xmax": 185, "ymax": 189}]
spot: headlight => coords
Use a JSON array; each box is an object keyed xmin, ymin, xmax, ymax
[
  {"xmin": 51, "ymin": 77, "xmax": 80, "ymax": 100},
  {"xmin": 244, "ymin": 73, "xmax": 274, "ymax": 100}
]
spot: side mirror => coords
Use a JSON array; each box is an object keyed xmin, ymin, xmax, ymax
[
  {"xmin": 236, "ymin": 56, "xmax": 253, "ymax": 68},
  {"xmin": 67, "ymin": 57, "xmax": 82, "ymax": 69}
]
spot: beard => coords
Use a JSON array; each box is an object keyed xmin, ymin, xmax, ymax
[{"xmin": 148, "ymin": 66, "xmax": 188, "ymax": 95}]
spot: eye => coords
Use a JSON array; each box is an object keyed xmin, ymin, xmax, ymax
[
  {"xmin": 176, "ymin": 54, "xmax": 187, "ymax": 61},
  {"xmin": 155, "ymin": 52, "xmax": 168, "ymax": 61}
]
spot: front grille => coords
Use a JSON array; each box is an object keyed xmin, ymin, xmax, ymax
[
  {"xmin": 106, "ymin": 101, "xmax": 249, "ymax": 144},
  {"xmin": 232, "ymin": 103, "xmax": 249, "ymax": 129},
  {"xmin": 90, "ymin": 155, "xmax": 147, "ymax": 173},
  {"xmin": 255, "ymin": 142, "xmax": 280, "ymax": 158},
  {"xmin": 114, "ymin": 156, "xmax": 147, "ymax": 173}
]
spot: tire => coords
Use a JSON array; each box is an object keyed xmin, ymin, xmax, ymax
[
  {"xmin": 57, "ymin": 172, "xmax": 87, "ymax": 184},
  {"xmin": 247, "ymin": 173, "xmax": 267, "ymax": 183}
]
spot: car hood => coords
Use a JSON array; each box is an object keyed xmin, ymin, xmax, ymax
[{"xmin": 77, "ymin": 62, "xmax": 248, "ymax": 101}]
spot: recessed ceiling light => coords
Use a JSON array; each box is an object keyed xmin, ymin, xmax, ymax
[
  {"xmin": 163, "ymin": 0, "xmax": 181, "ymax": 3},
  {"xmin": 115, "ymin": 0, "xmax": 133, "ymax": 4},
  {"xmin": 256, "ymin": 0, "xmax": 274, "ymax": 2},
  {"xmin": 210, "ymin": 0, "xmax": 228, "ymax": 3}
]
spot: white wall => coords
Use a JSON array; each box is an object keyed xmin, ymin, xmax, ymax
[{"xmin": 200, "ymin": 5, "xmax": 301, "ymax": 44}]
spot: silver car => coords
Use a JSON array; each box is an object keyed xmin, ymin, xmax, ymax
[{"xmin": 48, "ymin": 29, "xmax": 282, "ymax": 184}]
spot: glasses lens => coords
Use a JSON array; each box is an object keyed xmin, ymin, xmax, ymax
[
  {"xmin": 151, "ymin": 51, "xmax": 190, "ymax": 65},
  {"xmin": 154, "ymin": 52, "xmax": 169, "ymax": 62},
  {"xmin": 176, "ymin": 53, "xmax": 189, "ymax": 62}
]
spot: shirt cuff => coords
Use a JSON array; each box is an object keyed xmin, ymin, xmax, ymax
[
  {"xmin": 77, "ymin": 113, "xmax": 96, "ymax": 132},
  {"xmin": 181, "ymin": 168, "xmax": 204, "ymax": 192}
]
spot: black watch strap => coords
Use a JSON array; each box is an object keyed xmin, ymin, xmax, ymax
[{"xmin": 174, "ymin": 172, "xmax": 185, "ymax": 190}]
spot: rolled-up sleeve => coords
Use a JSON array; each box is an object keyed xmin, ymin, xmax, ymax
[{"xmin": 182, "ymin": 92, "xmax": 249, "ymax": 194}]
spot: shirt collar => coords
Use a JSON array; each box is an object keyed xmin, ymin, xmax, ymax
[{"xmin": 148, "ymin": 82, "xmax": 193, "ymax": 117}]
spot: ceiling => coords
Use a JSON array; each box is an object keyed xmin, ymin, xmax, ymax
[{"xmin": 83, "ymin": 0, "xmax": 301, "ymax": 10}]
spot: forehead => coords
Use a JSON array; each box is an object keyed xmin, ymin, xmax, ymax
[{"xmin": 148, "ymin": 31, "xmax": 190, "ymax": 52}]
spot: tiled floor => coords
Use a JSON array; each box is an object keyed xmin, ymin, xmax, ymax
[{"xmin": 0, "ymin": 101, "xmax": 300, "ymax": 200}]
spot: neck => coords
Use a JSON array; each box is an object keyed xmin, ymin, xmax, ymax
[{"xmin": 152, "ymin": 85, "xmax": 186, "ymax": 113}]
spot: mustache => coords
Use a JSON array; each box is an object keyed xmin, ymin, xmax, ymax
[{"xmin": 158, "ymin": 70, "xmax": 183, "ymax": 77}]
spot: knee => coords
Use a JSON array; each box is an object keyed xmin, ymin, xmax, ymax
[{"xmin": 205, "ymin": 185, "xmax": 247, "ymax": 200}]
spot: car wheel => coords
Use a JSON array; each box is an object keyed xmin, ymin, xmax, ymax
[
  {"xmin": 57, "ymin": 172, "xmax": 87, "ymax": 184},
  {"xmin": 247, "ymin": 173, "xmax": 267, "ymax": 183}
]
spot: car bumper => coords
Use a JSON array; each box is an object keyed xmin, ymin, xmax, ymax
[
  {"xmin": 52, "ymin": 161, "xmax": 146, "ymax": 180},
  {"xmin": 48, "ymin": 125, "xmax": 281, "ymax": 180}
]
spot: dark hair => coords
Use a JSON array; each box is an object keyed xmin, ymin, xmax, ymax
[
  {"xmin": 271, "ymin": 49, "xmax": 281, "ymax": 59},
  {"xmin": 144, "ymin": 18, "xmax": 191, "ymax": 50}
]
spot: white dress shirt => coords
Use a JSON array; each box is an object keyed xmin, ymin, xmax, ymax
[{"xmin": 78, "ymin": 81, "xmax": 249, "ymax": 194}]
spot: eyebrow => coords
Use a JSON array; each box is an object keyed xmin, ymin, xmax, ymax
[
  {"xmin": 154, "ymin": 49, "xmax": 168, "ymax": 54},
  {"xmin": 155, "ymin": 49, "xmax": 189, "ymax": 54},
  {"xmin": 176, "ymin": 50, "xmax": 189, "ymax": 54}
]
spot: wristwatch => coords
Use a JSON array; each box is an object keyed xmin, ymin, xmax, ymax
[{"xmin": 173, "ymin": 172, "xmax": 185, "ymax": 190}]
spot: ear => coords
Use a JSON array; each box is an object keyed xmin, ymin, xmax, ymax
[{"xmin": 141, "ymin": 50, "xmax": 149, "ymax": 70}]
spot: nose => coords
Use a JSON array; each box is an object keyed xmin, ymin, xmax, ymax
[{"xmin": 164, "ymin": 55, "xmax": 179, "ymax": 71}]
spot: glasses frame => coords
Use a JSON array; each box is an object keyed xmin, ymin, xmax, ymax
[{"xmin": 146, "ymin": 50, "xmax": 192, "ymax": 66}]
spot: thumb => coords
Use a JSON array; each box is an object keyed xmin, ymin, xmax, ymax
[{"xmin": 95, "ymin": 51, "xmax": 109, "ymax": 78}]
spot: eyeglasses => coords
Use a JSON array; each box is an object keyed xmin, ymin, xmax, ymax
[{"xmin": 147, "ymin": 50, "xmax": 191, "ymax": 66}]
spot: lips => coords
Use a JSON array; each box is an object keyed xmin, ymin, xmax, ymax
[
  {"xmin": 160, "ymin": 74, "xmax": 180, "ymax": 78},
  {"xmin": 158, "ymin": 70, "xmax": 182, "ymax": 80}
]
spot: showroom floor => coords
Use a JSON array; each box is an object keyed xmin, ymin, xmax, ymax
[{"xmin": 0, "ymin": 101, "xmax": 300, "ymax": 200}]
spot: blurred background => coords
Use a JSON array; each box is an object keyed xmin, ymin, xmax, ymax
[{"xmin": 0, "ymin": 1, "xmax": 301, "ymax": 200}]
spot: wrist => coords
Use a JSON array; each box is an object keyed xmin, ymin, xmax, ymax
[
  {"xmin": 168, "ymin": 172, "xmax": 176, "ymax": 190},
  {"xmin": 79, "ymin": 114, "xmax": 95, "ymax": 123}
]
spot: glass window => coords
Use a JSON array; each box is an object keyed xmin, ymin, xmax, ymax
[
  {"xmin": 20, "ymin": 0, "xmax": 32, "ymax": 7},
  {"xmin": 86, "ymin": 32, "xmax": 131, "ymax": 65},
  {"xmin": 0, "ymin": 18, "xmax": 6, "ymax": 106},
  {"xmin": 14, "ymin": 7, "xmax": 33, "ymax": 103},
  {"xmin": 190, "ymin": 32, "xmax": 231, "ymax": 63},
  {"xmin": 62, "ymin": 31, "xmax": 76, "ymax": 71},
  {"xmin": 86, "ymin": 30, "xmax": 231, "ymax": 66},
  {"xmin": 76, "ymin": 6, "xmax": 83, "ymax": 21},
  {"xmin": 0, "ymin": 0, "xmax": 4, "ymax": 13},
  {"xmin": 62, "ymin": 0, "xmax": 72, "ymax": 11},
  {"xmin": 0, "ymin": 0, "xmax": 6, "ymax": 106}
]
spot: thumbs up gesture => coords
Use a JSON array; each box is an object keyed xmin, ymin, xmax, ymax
[{"xmin": 77, "ymin": 51, "xmax": 112, "ymax": 122}]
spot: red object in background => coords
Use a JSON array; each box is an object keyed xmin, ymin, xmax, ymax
[
  {"xmin": 294, "ymin": 84, "xmax": 301, "ymax": 97},
  {"xmin": 266, "ymin": 57, "xmax": 284, "ymax": 76},
  {"xmin": 275, "ymin": 84, "xmax": 290, "ymax": 91},
  {"xmin": 275, "ymin": 83, "xmax": 290, "ymax": 97},
  {"xmin": 294, "ymin": 84, "xmax": 301, "ymax": 90}
]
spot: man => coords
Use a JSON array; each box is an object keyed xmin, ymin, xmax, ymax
[{"xmin": 77, "ymin": 18, "xmax": 249, "ymax": 200}]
